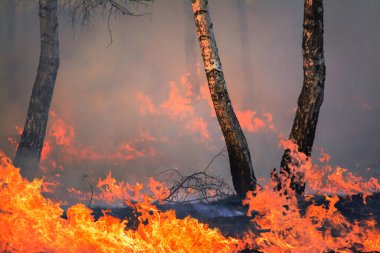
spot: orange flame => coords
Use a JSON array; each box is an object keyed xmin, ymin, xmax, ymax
[
  {"xmin": 243, "ymin": 186, "xmax": 380, "ymax": 252},
  {"xmin": 1, "ymin": 138, "xmax": 379, "ymax": 252},
  {"xmin": 0, "ymin": 151, "xmax": 240, "ymax": 252},
  {"xmin": 240, "ymin": 140, "xmax": 380, "ymax": 252},
  {"xmin": 278, "ymin": 139, "xmax": 380, "ymax": 197},
  {"xmin": 3, "ymin": 71, "xmax": 379, "ymax": 252}
]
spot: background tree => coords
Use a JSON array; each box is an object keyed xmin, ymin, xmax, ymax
[
  {"xmin": 183, "ymin": 0, "xmax": 200, "ymax": 97},
  {"xmin": 0, "ymin": 2, "xmax": 6, "ymax": 82},
  {"xmin": 235, "ymin": 0, "xmax": 259, "ymax": 108},
  {"xmin": 273, "ymin": 0, "xmax": 326, "ymax": 195},
  {"xmin": 14, "ymin": 0, "xmax": 151, "ymax": 180},
  {"xmin": 0, "ymin": 0, "xmax": 16, "ymax": 98},
  {"xmin": 14, "ymin": 0, "xmax": 60, "ymax": 180},
  {"xmin": 191, "ymin": 0, "xmax": 257, "ymax": 198},
  {"xmin": 5, "ymin": 0, "xmax": 16, "ymax": 42}
]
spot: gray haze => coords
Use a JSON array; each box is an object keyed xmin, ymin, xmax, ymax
[{"xmin": 0, "ymin": 0, "xmax": 379, "ymax": 194}]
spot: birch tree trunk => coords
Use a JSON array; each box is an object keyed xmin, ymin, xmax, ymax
[
  {"xmin": 183, "ymin": 0, "xmax": 200, "ymax": 96},
  {"xmin": 274, "ymin": 0, "xmax": 326, "ymax": 195},
  {"xmin": 192, "ymin": 0, "xmax": 256, "ymax": 197},
  {"xmin": 14, "ymin": 0, "xmax": 60, "ymax": 180}
]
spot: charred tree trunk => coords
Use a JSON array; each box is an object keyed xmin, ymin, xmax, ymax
[
  {"xmin": 274, "ymin": 0, "xmax": 326, "ymax": 196},
  {"xmin": 183, "ymin": 0, "xmax": 200, "ymax": 96},
  {"xmin": 192, "ymin": 0, "xmax": 256, "ymax": 198},
  {"xmin": 14, "ymin": 0, "xmax": 60, "ymax": 180}
]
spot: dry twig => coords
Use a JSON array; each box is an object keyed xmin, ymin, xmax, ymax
[
  {"xmin": 156, "ymin": 147, "xmax": 234, "ymax": 204},
  {"xmin": 61, "ymin": 0, "xmax": 152, "ymax": 45}
]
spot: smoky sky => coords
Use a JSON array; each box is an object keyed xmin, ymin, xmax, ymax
[{"xmin": 0, "ymin": 0, "xmax": 379, "ymax": 193}]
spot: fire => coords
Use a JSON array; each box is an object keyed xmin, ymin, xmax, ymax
[
  {"xmin": 134, "ymin": 73, "xmax": 275, "ymax": 143},
  {"xmin": 41, "ymin": 112, "xmax": 153, "ymax": 164},
  {"xmin": 186, "ymin": 117, "xmax": 210, "ymax": 139},
  {"xmin": 135, "ymin": 75, "xmax": 213, "ymax": 142},
  {"xmin": 0, "ymin": 151, "xmax": 239, "ymax": 252},
  {"xmin": 180, "ymin": 72, "xmax": 194, "ymax": 97},
  {"xmin": 235, "ymin": 110, "xmax": 274, "ymax": 132},
  {"xmin": 67, "ymin": 172, "xmax": 171, "ymax": 206},
  {"xmin": 1, "ymin": 138, "xmax": 379, "ymax": 252},
  {"xmin": 161, "ymin": 81, "xmax": 194, "ymax": 120},
  {"xmin": 277, "ymin": 139, "xmax": 380, "ymax": 197},
  {"xmin": 243, "ymin": 186, "xmax": 380, "ymax": 252},
  {"xmin": 240, "ymin": 140, "xmax": 380, "ymax": 253},
  {"xmin": 135, "ymin": 92, "xmax": 157, "ymax": 115},
  {"xmin": 3, "ymin": 72, "xmax": 379, "ymax": 252}
]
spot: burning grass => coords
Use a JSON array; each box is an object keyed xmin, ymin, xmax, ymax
[
  {"xmin": 1, "ymin": 140, "xmax": 380, "ymax": 252},
  {"xmin": 0, "ymin": 151, "xmax": 240, "ymax": 252}
]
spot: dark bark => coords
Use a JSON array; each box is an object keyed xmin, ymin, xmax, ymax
[
  {"xmin": 192, "ymin": 0, "xmax": 256, "ymax": 198},
  {"xmin": 274, "ymin": 0, "xmax": 326, "ymax": 196},
  {"xmin": 183, "ymin": 0, "xmax": 200, "ymax": 96},
  {"xmin": 14, "ymin": 0, "xmax": 60, "ymax": 180}
]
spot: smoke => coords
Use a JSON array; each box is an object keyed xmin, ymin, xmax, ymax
[{"xmin": 0, "ymin": 0, "xmax": 379, "ymax": 199}]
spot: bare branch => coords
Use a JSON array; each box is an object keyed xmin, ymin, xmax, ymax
[
  {"xmin": 61, "ymin": 0, "xmax": 152, "ymax": 44},
  {"xmin": 155, "ymin": 147, "xmax": 234, "ymax": 204}
]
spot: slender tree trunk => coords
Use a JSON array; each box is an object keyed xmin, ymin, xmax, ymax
[
  {"xmin": 274, "ymin": 0, "xmax": 325, "ymax": 196},
  {"xmin": 191, "ymin": 0, "xmax": 256, "ymax": 198},
  {"xmin": 183, "ymin": 0, "xmax": 200, "ymax": 96},
  {"xmin": 14, "ymin": 0, "xmax": 60, "ymax": 180}
]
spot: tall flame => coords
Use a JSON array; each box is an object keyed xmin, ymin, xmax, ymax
[
  {"xmin": 241, "ymin": 140, "xmax": 380, "ymax": 253},
  {"xmin": 0, "ymin": 151, "xmax": 240, "ymax": 252},
  {"xmin": 1, "ymin": 141, "xmax": 379, "ymax": 252},
  {"xmin": 3, "ymin": 71, "xmax": 379, "ymax": 252}
]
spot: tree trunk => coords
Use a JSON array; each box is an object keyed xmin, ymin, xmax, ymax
[
  {"xmin": 183, "ymin": 0, "xmax": 200, "ymax": 97},
  {"xmin": 191, "ymin": 0, "xmax": 256, "ymax": 198},
  {"xmin": 14, "ymin": 0, "xmax": 60, "ymax": 180},
  {"xmin": 274, "ymin": 0, "xmax": 326, "ymax": 196}
]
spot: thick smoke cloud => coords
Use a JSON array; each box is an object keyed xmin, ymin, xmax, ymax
[{"xmin": 0, "ymin": 0, "xmax": 379, "ymax": 196}]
